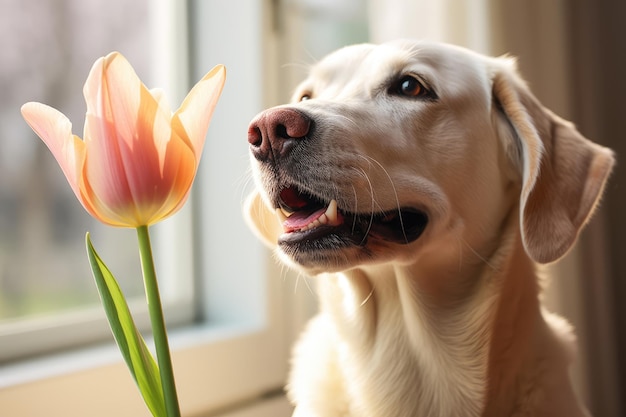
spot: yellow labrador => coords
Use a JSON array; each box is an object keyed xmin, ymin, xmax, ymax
[{"xmin": 244, "ymin": 40, "xmax": 614, "ymax": 417}]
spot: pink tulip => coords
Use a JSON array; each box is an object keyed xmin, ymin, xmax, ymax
[{"xmin": 21, "ymin": 51, "xmax": 226, "ymax": 227}]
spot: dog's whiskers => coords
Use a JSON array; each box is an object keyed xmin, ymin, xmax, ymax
[
  {"xmin": 281, "ymin": 61, "xmax": 314, "ymax": 72},
  {"xmin": 352, "ymin": 155, "xmax": 411, "ymax": 243},
  {"xmin": 359, "ymin": 287, "xmax": 374, "ymax": 307},
  {"xmin": 350, "ymin": 184, "xmax": 359, "ymax": 233},
  {"xmin": 300, "ymin": 273, "xmax": 316, "ymax": 296},
  {"xmin": 460, "ymin": 238, "xmax": 498, "ymax": 271},
  {"xmin": 353, "ymin": 166, "xmax": 376, "ymax": 245},
  {"xmin": 332, "ymin": 113, "xmax": 360, "ymax": 130},
  {"xmin": 356, "ymin": 154, "xmax": 408, "ymax": 243},
  {"xmin": 238, "ymin": 169, "xmax": 256, "ymax": 204}
]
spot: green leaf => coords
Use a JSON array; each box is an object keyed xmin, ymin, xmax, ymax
[{"xmin": 86, "ymin": 233, "xmax": 166, "ymax": 417}]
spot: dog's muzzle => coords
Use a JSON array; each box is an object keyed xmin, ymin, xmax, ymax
[{"xmin": 247, "ymin": 107, "xmax": 428, "ymax": 261}]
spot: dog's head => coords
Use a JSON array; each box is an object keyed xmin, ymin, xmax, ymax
[{"xmin": 245, "ymin": 40, "xmax": 614, "ymax": 275}]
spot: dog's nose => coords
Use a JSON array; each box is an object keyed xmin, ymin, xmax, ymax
[{"xmin": 248, "ymin": 108, "xmax": 312, "ymax": 162}]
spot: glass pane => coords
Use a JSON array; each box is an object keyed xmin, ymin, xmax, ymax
[
  {"xmin": 278, "ymin": 0, "xmax": 368, "ymax": 104},
  {"xmin": 0, "ymin": 0, "xmax": 151, "ymax": 322}
]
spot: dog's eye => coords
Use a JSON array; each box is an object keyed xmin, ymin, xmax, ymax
[
  {"xmin": 392, "ymin": 75, "xmax": 432, "ymax": 98},
  {"xmin": 299, "ymin": 93, "xmax": 312, "ymax": 101}
]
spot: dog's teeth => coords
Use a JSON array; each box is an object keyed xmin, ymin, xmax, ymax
[
  {"xmin": 325, "ymin": 200, "xmax": 339, "ymax": 225},
  {"xmin": 276, "ymin": 208, "xmax": 288, "ymax": 222},
  {"xmin": 280, "ymin": 207, "xmax": 294, "ymax": 219}
]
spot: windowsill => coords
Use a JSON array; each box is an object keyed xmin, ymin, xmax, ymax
[
  {"xmin": 0, "ymin": 320, "xmax": 265, "ymax": 389},
  {"xmin": 0, "ymin": 318, "xmax": 289, "ymax": 416}
]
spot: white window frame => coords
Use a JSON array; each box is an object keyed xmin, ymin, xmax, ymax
[{"xmin": 0, "ymin": 1, "xmax": 313, "ymax": 416}]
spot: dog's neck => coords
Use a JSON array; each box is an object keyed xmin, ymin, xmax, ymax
[{"xmin": 316, "ymin": 216, "xmax": 582, "ymax": 416}]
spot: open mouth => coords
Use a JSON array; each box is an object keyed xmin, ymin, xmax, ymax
[{"xmin": 275, "ymin": 185, "xmax": 428, "ymax": 248}]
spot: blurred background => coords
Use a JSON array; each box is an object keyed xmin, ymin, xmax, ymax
[{"xmin": 0, "ymin": 1, "xmax": 623, "ymax": 416}]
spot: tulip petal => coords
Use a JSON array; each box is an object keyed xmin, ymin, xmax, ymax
[
  {"xmin": 146, "ymin": 132, "xmax": 197, "ymax": 224},
  {"xmin": 82, "ymin": 54, "xmax": 137, "ymax": 224},
  {"xmin": 20, "ymin": 102, "xmax": 87, "ymax": 204},
  {"xmin": 83, "ymin": 52, "xmax": 182, "ymax": 226},
  {"xmin": 150, "ymin": 88, "xmax": 172, "ymax": 116},
  {"xmin": 173, "ymin": 65, "xmax": 226, "ymax": 157}
]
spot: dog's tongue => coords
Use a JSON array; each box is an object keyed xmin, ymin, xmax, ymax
[
  {"xmin": 283, "ymin": 208, "xmax": 327, "ymax": 231},
  {"xmin": 279, "ymin": 200, "xmax": 342, "ymax": 233}
]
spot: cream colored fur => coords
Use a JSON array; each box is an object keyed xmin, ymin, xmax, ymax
[{"xmin": 244, "ymin": 40, "xmax": 614, "ymax": 417}]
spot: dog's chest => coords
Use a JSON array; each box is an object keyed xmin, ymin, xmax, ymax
[
  {"xmin": 316, "ymin": 277, "xmax": 486, "ymax": 417},
  {"xmin": 336, "ymin": 318, "xmax": 483, "ymax": 417}
]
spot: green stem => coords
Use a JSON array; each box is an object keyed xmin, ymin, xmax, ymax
[{"xmin": 136, "ymin": 225, "xmax": 180, "ymax": 417}]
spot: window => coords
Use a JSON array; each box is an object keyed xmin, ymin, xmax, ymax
[
  {"xmin": 0, "ymin": 1, "xmax": 369, "ymax": 416},
  {"xmin": 0, "ymin": 0, "xmax": 197, "ymax": 362},
  {"xmin": 0, "ymin": 0, "xmax": 295, "ymax": 414}
]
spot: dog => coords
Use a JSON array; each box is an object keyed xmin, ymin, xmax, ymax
[{"xmin": 244, "ymin": 39, "xmax": 615, "ymax": 417}]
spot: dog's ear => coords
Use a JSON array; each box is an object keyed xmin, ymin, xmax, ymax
[
  {"xmin": 492, "ymin": 61, "xmax": 615, "ymax": 264},
  {"xmin": 244, "ymin": 190, "xmax": 281, "ymax": 248}
]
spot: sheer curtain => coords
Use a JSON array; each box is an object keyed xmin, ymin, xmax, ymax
[{"xmin": 367, "ymin": 1, "xmax": 620, "ymax": 416}]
